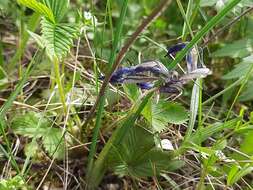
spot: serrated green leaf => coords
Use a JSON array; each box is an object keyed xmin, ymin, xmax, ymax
[
  {"xmin": 144, "ymin": 100, "xmax": 188, "ymax": 132},
  {"xmin": 223, "ymin": 55, "xmax": 253, "ymax": 80},
  {"xmin": 41, "ymin": 18, "xmax": 79, "ymax": 60},
  {"xmin": 42, "ymin": 128, "xmax": 64, "ymax": 159},
  {"xmin": 212, "ymin": 38, "xmax": 253, "ymax": 58},
  {"xmin": 17, "ymin": 0, "xmax": 55, "ymax": 23},
  {"xmin": 24, "ymin": 141, "xmax": 39, "ymax": 158},
  {"xmin": 107, "ymin": 126, "xmax": 183, "ymax": 178},
  {"xmin": 12, "ymin": 112, "xmax": 50, "ymax": 138},
  {"xmin": 42, "ymin": 0, "xmax": 69, "ymax": 22}
]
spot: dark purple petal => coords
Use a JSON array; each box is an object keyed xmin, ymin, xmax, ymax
[
  {"xmin": 137, "ymin": 82, "xmax": 154, "ymax": 89},
  {"xmin": 166, "ymin": 43, "xmax": 187, "ymax": 57},
  {"xmin": 110, "ymin": 67, "xmax": 134, "ymax": 83},
  {"xmin": 160, "ymin": 86, "xmax": 181, "ymax": 94},
  {"xmin": 134, "ymin": 65, "xmax": 161, "ymax": 74}
]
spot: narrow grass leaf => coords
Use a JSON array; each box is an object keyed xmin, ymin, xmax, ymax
[{"xmin": 185, "ymin": 79, "xmax": 200, "ymax": 140}]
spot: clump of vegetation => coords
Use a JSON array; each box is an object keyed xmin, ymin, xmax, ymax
[{"xmin": 1, "ymin": 0, "xmax": 253, "ymax": 189}]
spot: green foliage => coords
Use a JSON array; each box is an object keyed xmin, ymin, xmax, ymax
[
  {"xmin": 87, "ymin": 91, "xmax": 154, "ymax": 189},
  {"xmin": 42, "ymin": 0, "xmax": 69, "ymax": 22},
  {"xmin": 40, "ymin": 18, "xmax": 79, "ymax": 59},
  {"xmin": 143, "ymin": 100, "xmax": 188, "ymax": 132},
  {"xmin": 17, "ymin": 0, "xmax": 55, "ymax": 23},
  {"xmin": 227, "ymin": 164, "xmax": 253, "ymax": 186},
  {"xmin": 107, "ymin": 126, "xmax": 184, "ymax": 177},
  {"xmin": 18, "ymin": 0, "xmax": 80, "ymax": 60},
  {"xmin": 212, "ymin": 38, "xmax": 253, "ymax": 58},
  {"xmin": 0, "ymin": 175, "xmax": 30, "ymax": 190},
  {"xmin": 223, "ymin": 55, "xmax": 253, "ymax": 79},
  {"xmin": 189, "ymin": 118, "xmax": 241, "ymax": 145},
  {"xmin": 12, "ymin": 112, "xmax": 64, "ymax": 159}
]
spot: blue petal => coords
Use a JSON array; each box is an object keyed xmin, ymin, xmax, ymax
[
  {"xmin": 137, "ymin": 82, "xmax": 154, "ymax": 89},
  {"xmin": 166, "ymin": 43, "xmax": 187, "ymax": 57}
]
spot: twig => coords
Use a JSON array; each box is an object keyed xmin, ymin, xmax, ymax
[
  {"xmin": 202, "ymin": 6, "xmax": 253, "ymax": 47},
  {"xmin": 83, "ymin": 0, "xmax": 172, "ymax": 128}
]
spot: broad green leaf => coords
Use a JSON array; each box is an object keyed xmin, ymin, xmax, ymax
[
  {"xmin": 212, "ymin": 38, "xmax": 253, "ymax": 58},
  {"xmin": 238, "ymin": 81, "xmax": 253, "ymax": 101},
  {"xmin": 107, "ymin": 126, "xmax": 183, "ymax": 177},
  {"xmin": 0, "ymin": 0, "xmax": 8, "ymax": 8},
  {"xmin": 12, "ymin": 112, "xmax": 50, "ymax": 138},
  {"xmin": 41, "ymin": 18, "xmax": 79, "ymax": 60},
  {"xmin": 88, "ymin": 91, "xmax": 154, "ymax": 188},
  {"xmin": 238, "ymin": 131, "xmax": 253, "ymax": 156},
  {"xmin": 17, "ymin": 0, "xmax": 55, "ymax": 23},
  {"xmin": 12, "ymin": 112, "xmax": 64, "ymax": 159},
  {"xmin": 227, "ymin": 165, "xmax": 239, "ymax": 186},
  {"xmin": 223, "ymin": 55, "xmax": 253, "ymax": 80},
  {"xmin": 24, "ymin": 141, "xmax": 39, "ymax": 158},
  {"xmin": 144, "ymin": 100, "xmax": 188, "ymax": 132},
  {"xmin": 43, "ymin": 0, "xmax": 69, "ymax": 22},
  {"xmin": 227, "ymin": 164, "xmax": 253, "ymax": 186},
  {"xmin": 42, "ymin": 128, "xmax": 64, "ymax": 159}
]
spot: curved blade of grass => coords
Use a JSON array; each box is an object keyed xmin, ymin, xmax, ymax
[
  {"xmin": 184, "ymin": 79, "xmax": 200, "ymax": 141},
  {"xmin": 86, "ymin": 90, "xmax": 154, "ymax": 190},
  {"xmin": 190, "ymin": 117, "xmax": 241, "ymax": 144},
  {"xmin": 0, "ymin": 49, "xmax": 43, "ymax": 174},
  {"xmin": 86, "ymin": 0, "xmax": 129, "ymax": 178},
  {"xmin": 169, "ymin": 0, "xmax": 242, "ymax": 70}
]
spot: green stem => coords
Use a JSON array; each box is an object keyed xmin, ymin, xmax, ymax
[
  {"xmin": 182, "ymin": 0, "xmax": 193, "ymax": 40},
  {"xmin": 197, "ymin": 168, "xmax": 207, "ymax": 190},
  {"xmin": 52, "ymin": 56, "xmax": 67, "ymax": 114},
  {"xmin": 198, "ymin": 79, "xmax": 203, "ymax": 129},
  {"xmin": 190, "ymin": 0, "xmax": 201, "ymax": 25}
]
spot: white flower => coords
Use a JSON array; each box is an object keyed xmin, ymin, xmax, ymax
[
  {"xmin": 158, "ymin": 139, "xmax": 174, "ymax": 150},
  {"xmin": 84, "ymin": 11, "xmax": 92, "ymax": 20},
  {"xmin": 83, "ymin": 11, "xmax": 98, "ymax": 27}
]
